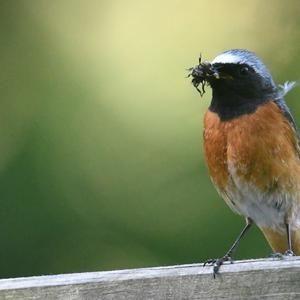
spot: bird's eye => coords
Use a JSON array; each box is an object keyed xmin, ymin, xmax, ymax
[{"xmin": 239, "ymin": 66, "xmax": 250, "ymax": 76}]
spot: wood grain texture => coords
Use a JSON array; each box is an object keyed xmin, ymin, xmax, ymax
[{"xmin": 1, "ymin": 258, "xmax": 300, "ymax": 299}]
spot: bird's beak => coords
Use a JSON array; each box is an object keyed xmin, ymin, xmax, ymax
[
  {"xmin": 188, "ymin": 61, "xmax": 232, "ymax": 96},
  {"xmin": 187, "ymin": 62, "xmax": 219, "ymax": 96},
  {"xmin": 190, "ymin": 63, "xmax": 233, "ymax": 81},
  {"xmin": 189, "ymin": 62, "xmax": 220, "ymax": 81}
]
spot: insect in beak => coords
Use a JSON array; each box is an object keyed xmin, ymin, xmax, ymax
[{"xmin": 187, "ymin": 54, "xmax": 220, "ymax": 96}]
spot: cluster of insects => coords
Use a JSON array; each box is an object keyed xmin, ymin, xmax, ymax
[{"xmin": 187, "ymin": 54, "xmax": 218, "ymax": 97}]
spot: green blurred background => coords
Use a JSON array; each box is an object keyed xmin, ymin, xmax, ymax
[{"xmin": 1, "ymin": 1, "xmax": 300, "ymax": 278}]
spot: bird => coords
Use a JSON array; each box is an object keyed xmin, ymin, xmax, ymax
[{"xmin": 188, "ymin": 49, "xmax": 299, "ymax": 277}]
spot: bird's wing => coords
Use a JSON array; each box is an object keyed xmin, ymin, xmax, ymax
[
  {"xmin": 273, "ymin": 96, "xmax": 300, "ymax": 156},
  {"xmin": 274, "ymin": 98, "xmax": 298, "ymax": 132}
]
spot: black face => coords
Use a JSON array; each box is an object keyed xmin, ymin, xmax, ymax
[
  {"xmin": 189, "ymin": 62, "xmax": 277, "ymax": 120},
  {"xmin": 209, "ymin": 63, "xmax": 272, "ymax": 100},
  {"xmin": 209, "ymin": 63, "xmax": 277, "ymax": 120}
]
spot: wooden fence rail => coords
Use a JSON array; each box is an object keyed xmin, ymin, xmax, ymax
[{"xmin": 1, "ymin": 257, "xmax": 300, "ymax": 299}]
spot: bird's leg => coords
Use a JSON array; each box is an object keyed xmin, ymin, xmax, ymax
[
  {"xmin": 204, "ymin": 218, "xmax": 252, "ymax": 278},
  {"xmin": 284, "ymin": 223, "xmax": 295, "ymax": 256},
  {"xmin": 270, "ymin": 223, "xmax": 296, "ymax": 258}
]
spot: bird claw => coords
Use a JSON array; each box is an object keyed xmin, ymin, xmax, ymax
[
  {"xmin": 203, "ymin": 258, "xmax": 217, "ymax": 266},
  {"xmin": 284, "ymin": 249, "xmax": 296, "ymax": 257},
  {"xmin": 270, "ymin": 250, "xmax": 296, "ymax": 259},
  {"xmin": 270, "ymin": 252, "xmax": 284, "ymax": 259},
  {"xmin": 203, "ymin": 254, "xmax": 233, "ymax": 278}
]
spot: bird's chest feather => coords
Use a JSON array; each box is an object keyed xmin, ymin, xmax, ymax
[{"xmin": 203, "ymin": 101, "xmax": 300, "ymax": 227}]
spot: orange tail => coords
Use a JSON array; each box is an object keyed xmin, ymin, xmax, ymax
[{"xmin": 260, "ymin": 226, "xmax": 300, "ymax": 255}]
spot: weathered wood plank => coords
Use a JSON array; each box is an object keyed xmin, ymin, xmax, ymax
[{"xmin": 1, "ymin": 258, "xmax": 300, "ymax": 299}]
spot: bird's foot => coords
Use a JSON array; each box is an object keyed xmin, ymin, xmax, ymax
[
  {"xmin": 203, "ymin": 254, "xmax": 233, "ymax": 278},
  {"xmin": 270, "ymin": 252, "xmax": 284, "ymax": 259},
  {"xmin": 284, "ymin": 249, "xmax": 296, "ymax": 257},
  {"xmin": 270, "ymin": 250, "xmax": 296, "ymax": 259}
]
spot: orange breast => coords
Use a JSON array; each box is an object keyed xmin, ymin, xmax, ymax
[
  {"xmin": 203, "ymin": 101, "xmax": 300, "ymax": 194},
  {"xmin": 204, "ymin": 101, "xmax": 300, "ymax": 254}
]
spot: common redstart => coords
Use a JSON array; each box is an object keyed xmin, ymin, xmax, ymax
[{"xmin": 188, "ymin": 49, "xmax": 298, "ymax": 277}]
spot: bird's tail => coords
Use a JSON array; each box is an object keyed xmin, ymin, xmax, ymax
[
  {"xmin": 278, "ymin": 81, "xmax": 297, "ymax": 98},
  {"xmin": 260, "ymin": 226, "xmax": 300, "ymax": 255}
]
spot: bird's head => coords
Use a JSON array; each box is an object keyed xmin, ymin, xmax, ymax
[{"xmin": 188, "ymin": 49, "xmax": 294, "ymax": 120}]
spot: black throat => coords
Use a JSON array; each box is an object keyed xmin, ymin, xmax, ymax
[
  {"xmin": 208, "ymin": 75, "xmax": 277, "ymax": 121},
  {"xmin": 209, "ymin": 91, "xmax": 271, "ymax": 121},
  {"xmin": 205, "ymin": 62, "xmax": 278, "ymax": 121}
]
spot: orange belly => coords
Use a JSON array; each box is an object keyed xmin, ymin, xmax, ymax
[{"xmin": 203, "ymin": 101, "xmax": 300, "ymax": 253}]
